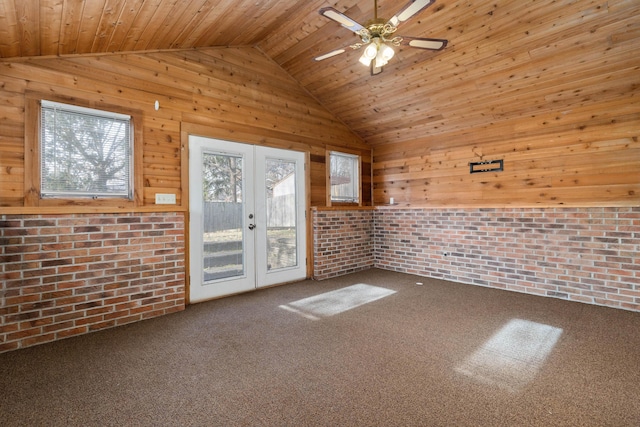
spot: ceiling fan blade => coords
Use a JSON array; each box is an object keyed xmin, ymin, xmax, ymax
[
  {"xmin": 314, "ymin": 48, "xmax": 348, "ymax": 62},
  {"xmin": 388, "ymin": 0, "xmax": 435, "ymax": 27},
  {"xmin": 319, "ymin": 7, "xmax": 365, "ymax": 33},
  {"xmin": 401, "ymin": 36, "xmax": 448, "ymax": 51}
]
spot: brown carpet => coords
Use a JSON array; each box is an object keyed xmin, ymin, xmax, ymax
[{"xmin": 1, "ymin": 268, "xmax": 639, "ymax": 426}]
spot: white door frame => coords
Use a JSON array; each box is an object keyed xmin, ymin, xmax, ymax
[{"xmin": 188, "ymin": 136, "xmax": 307, "ymax": 303}]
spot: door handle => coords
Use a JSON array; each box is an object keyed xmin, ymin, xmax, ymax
[{"xmin": 248, "ymin": 224, "xmax": 256, "ymax": 230}]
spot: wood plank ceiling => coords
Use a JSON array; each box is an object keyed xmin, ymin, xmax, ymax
[{"xmin": 1, "ymin": 0, "xmax": 639, "ymax": 148}]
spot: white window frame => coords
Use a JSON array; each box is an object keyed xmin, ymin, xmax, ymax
[
  {"xmin": 329, "ymin": 151, "xmax": 360, "ymax": 204},
  {"xmin": 40, "ymin": 100, "xmax": 134, "ymax": 199}
]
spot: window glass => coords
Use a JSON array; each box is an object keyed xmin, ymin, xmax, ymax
[
  {"xmin": 40, "ymin": 100, "xmax": 133, "ymax": 199},
  {"xmin": 330, "ymin": 151, "xmax": 359, "ymax": 203}
]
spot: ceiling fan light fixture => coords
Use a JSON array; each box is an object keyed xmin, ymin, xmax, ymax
[
  {"xmin": 359, "ymin": 51, "xmax": 373, "ymax": 67},
  {"xmin": 380, "ymin": 44, "xmax": 396, "ymax": 61},
  {"xmin": 359, "ymin": 42, "xmax": 379, "ymax": 66},
  {"xmin": 376, "ymin": 43, "xmax": 395, "ymax": 67},
  {"xmin": 366, "ymin": 41, "xmax": 379, "ymax": 57}
]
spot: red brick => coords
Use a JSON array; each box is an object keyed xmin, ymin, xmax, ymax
[
  {"xmin": 114, "ymin": 314, "xmax": 143, "ymax": 325},
  {"xmin": 57, "ymin": 326, "xmax": 88, "ymax": 339},
  {"xmin": 130, "ymin": 305, "xmax": 153, "ymax": 315},
  {"xmin": 7, "ymin": 327, "xmax": 42, "ymax": 340},
  {"xmin": 43, "ymin": 321, "xmax": 74, "ymax": 333},
  {"xmin": 21, "ymin": 333, "xmax": 56, "ymax": 348},
  {"xmin": 0, "ymin": 323, "xmax": 20, "ymax": 334},
  {"xmin": 88, "ymin": 320, "xmax": 116, "ymax": 331},
  {"xmin": 0, "ymin": 342, "xmax": 20, "ymax": 352}
]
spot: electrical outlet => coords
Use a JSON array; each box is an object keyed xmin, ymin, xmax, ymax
[{"xmin": 155, "ymin": 193, "xmax": 176, "ymax": 204}]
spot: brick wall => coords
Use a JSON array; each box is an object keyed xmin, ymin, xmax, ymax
[
  {"xmin": 375, "ymin": 207, "xmax": 640, "ymax": 312},
  {"xmin": 312, "ymin": 208, "xmax": 374, "ymax": 280},
  {"xmin": 4, "ymin": 207, "xmax": 637, "ymax": 353},
  {"xmin": 0, "ymin": 212, "xmax": 186, "ymax": 353}
]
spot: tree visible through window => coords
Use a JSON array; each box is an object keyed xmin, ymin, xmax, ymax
[
  {"xmin": 40, "ymin": 100, "xmax": 133, "ymax": 198},
  {"xmin": 330, "ymin": 151, "xmax": 359, "ymax": 203},
  {"xmin": 202, "ymin": 153, "xmax": 243, "ymax": 203}
]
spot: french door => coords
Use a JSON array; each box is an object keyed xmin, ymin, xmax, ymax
[{"xmin": 188, "ymin": 136, "xmax": 306, "ymax": 303}]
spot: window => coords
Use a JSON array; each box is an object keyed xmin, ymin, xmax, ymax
[
  {"xmin": 329, "ymin": 151, "xmax": 360, "ymax": 203},
  {"xmin": 40, "ymin": 100, "xmax": 134, "ymax": 199}
]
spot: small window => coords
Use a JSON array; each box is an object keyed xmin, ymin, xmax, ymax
[
  {"xmin": 40, "ymin": 100, "xmax": 133, "ymax": 199},
  {"xmin": 330, "ymin": 151, "xmax": 360, "ymax": 203}
]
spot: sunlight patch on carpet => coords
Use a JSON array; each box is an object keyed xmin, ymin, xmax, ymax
[
  {"xmin": 279, "ymin": 284, "xmax": 396, "ymax": 320},
  {"xmin": 455, "ymin": 318, "xmax": 563, "ymax": 392}
]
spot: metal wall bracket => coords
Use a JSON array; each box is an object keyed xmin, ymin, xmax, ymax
[{"xmin": 469, "ymin": 159, "xmax": 504, "ymax": 174}]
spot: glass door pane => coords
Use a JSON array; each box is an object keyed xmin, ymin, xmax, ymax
[
  {"xmin": 255, "ymin": 146, "xmax": 306, "ymax": 288},
  {"xmin": 189, "ymin": 136, "xmax": 255, "ymax": 303},
  {"xmin": 202, "ymin": 152, "xmax": 244, "ymax": 282},
  {"xmin": 265, "ymin": 158, "xmax": 297, "ymax": 271}
]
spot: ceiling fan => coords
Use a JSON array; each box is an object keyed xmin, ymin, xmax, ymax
[{"xmin": 314, "ymin": 0, "xmax": 447, "ymax": 75}]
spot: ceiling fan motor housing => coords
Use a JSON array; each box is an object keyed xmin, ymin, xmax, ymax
[{"xmin": 358, "ymin": 21, "xmax": 402, "ymax": 46}]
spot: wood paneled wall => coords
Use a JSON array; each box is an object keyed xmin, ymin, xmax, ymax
[
  {"xmin": 371, "ymin": 1, "xmax": 639, "ymax": 207},
  {"xmin": 0, "ymin": 47, "xmax": 371, "ymax": 211}
]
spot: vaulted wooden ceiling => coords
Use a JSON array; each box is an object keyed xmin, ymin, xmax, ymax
[{"xmin": 1, "ymin": 0, "xmax": 638, "ymax": 148}]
